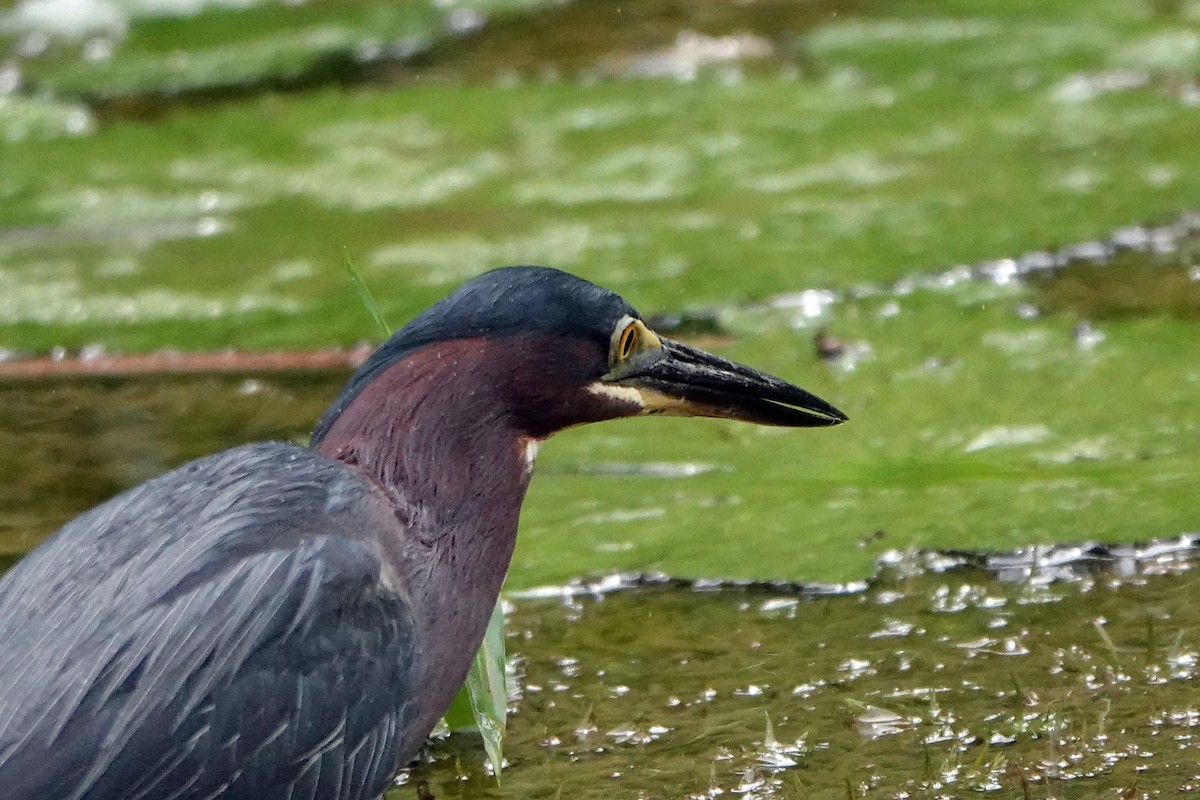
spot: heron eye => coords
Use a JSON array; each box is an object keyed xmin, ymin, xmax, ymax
[{"xmin": 616, "ymin": 323, "xmax": 638, "ymax": 362}]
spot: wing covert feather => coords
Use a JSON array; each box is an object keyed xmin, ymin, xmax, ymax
[{"xmin": 0, "ymin": 443, "xmax": 419, "ymax": 800}]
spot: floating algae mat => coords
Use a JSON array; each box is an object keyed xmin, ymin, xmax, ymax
[{"xmin": 403, "ymin": 547, "xmax": 1200, "ymax": 799}]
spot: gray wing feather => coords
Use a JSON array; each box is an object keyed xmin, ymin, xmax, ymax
[{"xmin": 0, "ymin": 443, "xmax": 417, "ymax": 800}]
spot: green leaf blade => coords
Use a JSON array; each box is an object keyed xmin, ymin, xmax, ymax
[
  {"xmin": 443, "ymin": 600, "xmax": 507, "ymax": 779},
  {"xmin": 343, "ymin": 251, "xmax": 392, "ymax": 338}
]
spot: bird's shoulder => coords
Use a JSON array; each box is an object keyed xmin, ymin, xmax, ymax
[
  {"xmin": 0, "ymin": 442, "xmax": 416, "ymax": 799},
  {"xmin": 0, "ymin": 441, "xmax": 396, "ymax": 607}
]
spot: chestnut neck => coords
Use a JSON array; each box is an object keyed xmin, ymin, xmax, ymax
[{"xmin": 312, "ymin": 338, "xmax": 534, "ymax": 734}]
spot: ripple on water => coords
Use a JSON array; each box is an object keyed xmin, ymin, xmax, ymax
[{"xmin": 402, "ymin": 539, "xmax": 1200, "ymax": 797}]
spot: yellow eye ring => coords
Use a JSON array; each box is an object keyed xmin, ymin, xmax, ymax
[
  {"xmin": 617, "ymin": 323, "xmax": 638, "ymax": 361},
  {"xmin": 608, "ymin": 316, "xmax": 662, "ymax": 371}
]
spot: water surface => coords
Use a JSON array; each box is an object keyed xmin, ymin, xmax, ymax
[{"xmin": 401, "ymin": 555, "xmax": 1200, "ymax": 798}]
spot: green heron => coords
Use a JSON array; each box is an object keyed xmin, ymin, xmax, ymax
[{"xmin": 0, "ymin": 266, "xmax": 845, "ymax": 799}]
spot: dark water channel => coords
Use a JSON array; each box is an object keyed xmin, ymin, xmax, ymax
[{"xmin": 0, "ymin": 374, "xmax": 342, "ymax": 554}]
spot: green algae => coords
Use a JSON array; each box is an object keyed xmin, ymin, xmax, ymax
[
  {"xmin": 3, "ymin": 234, "xmax": 1198, "ymax": 584},
  {"xmin": 1, "ymin": 0, "xmax": 1199, "ymax": 352}
]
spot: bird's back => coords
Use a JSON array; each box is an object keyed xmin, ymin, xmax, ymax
[{"xmin": 0, "ymin": 442, "xmax": 418, "ymax": 800}]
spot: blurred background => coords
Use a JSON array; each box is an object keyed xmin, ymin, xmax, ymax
[
  {"xmin": 1, "ymin": 0, "xmax": 1199, "ymax": 795},
  {"xmin": 2, "ymin": 0, "xmax": 1198, "ymax": 583}
]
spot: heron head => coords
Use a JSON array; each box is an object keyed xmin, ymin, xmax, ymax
[{"xmin": 313, "ymin": 266, "xmax": 846, "ymax": 443}]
